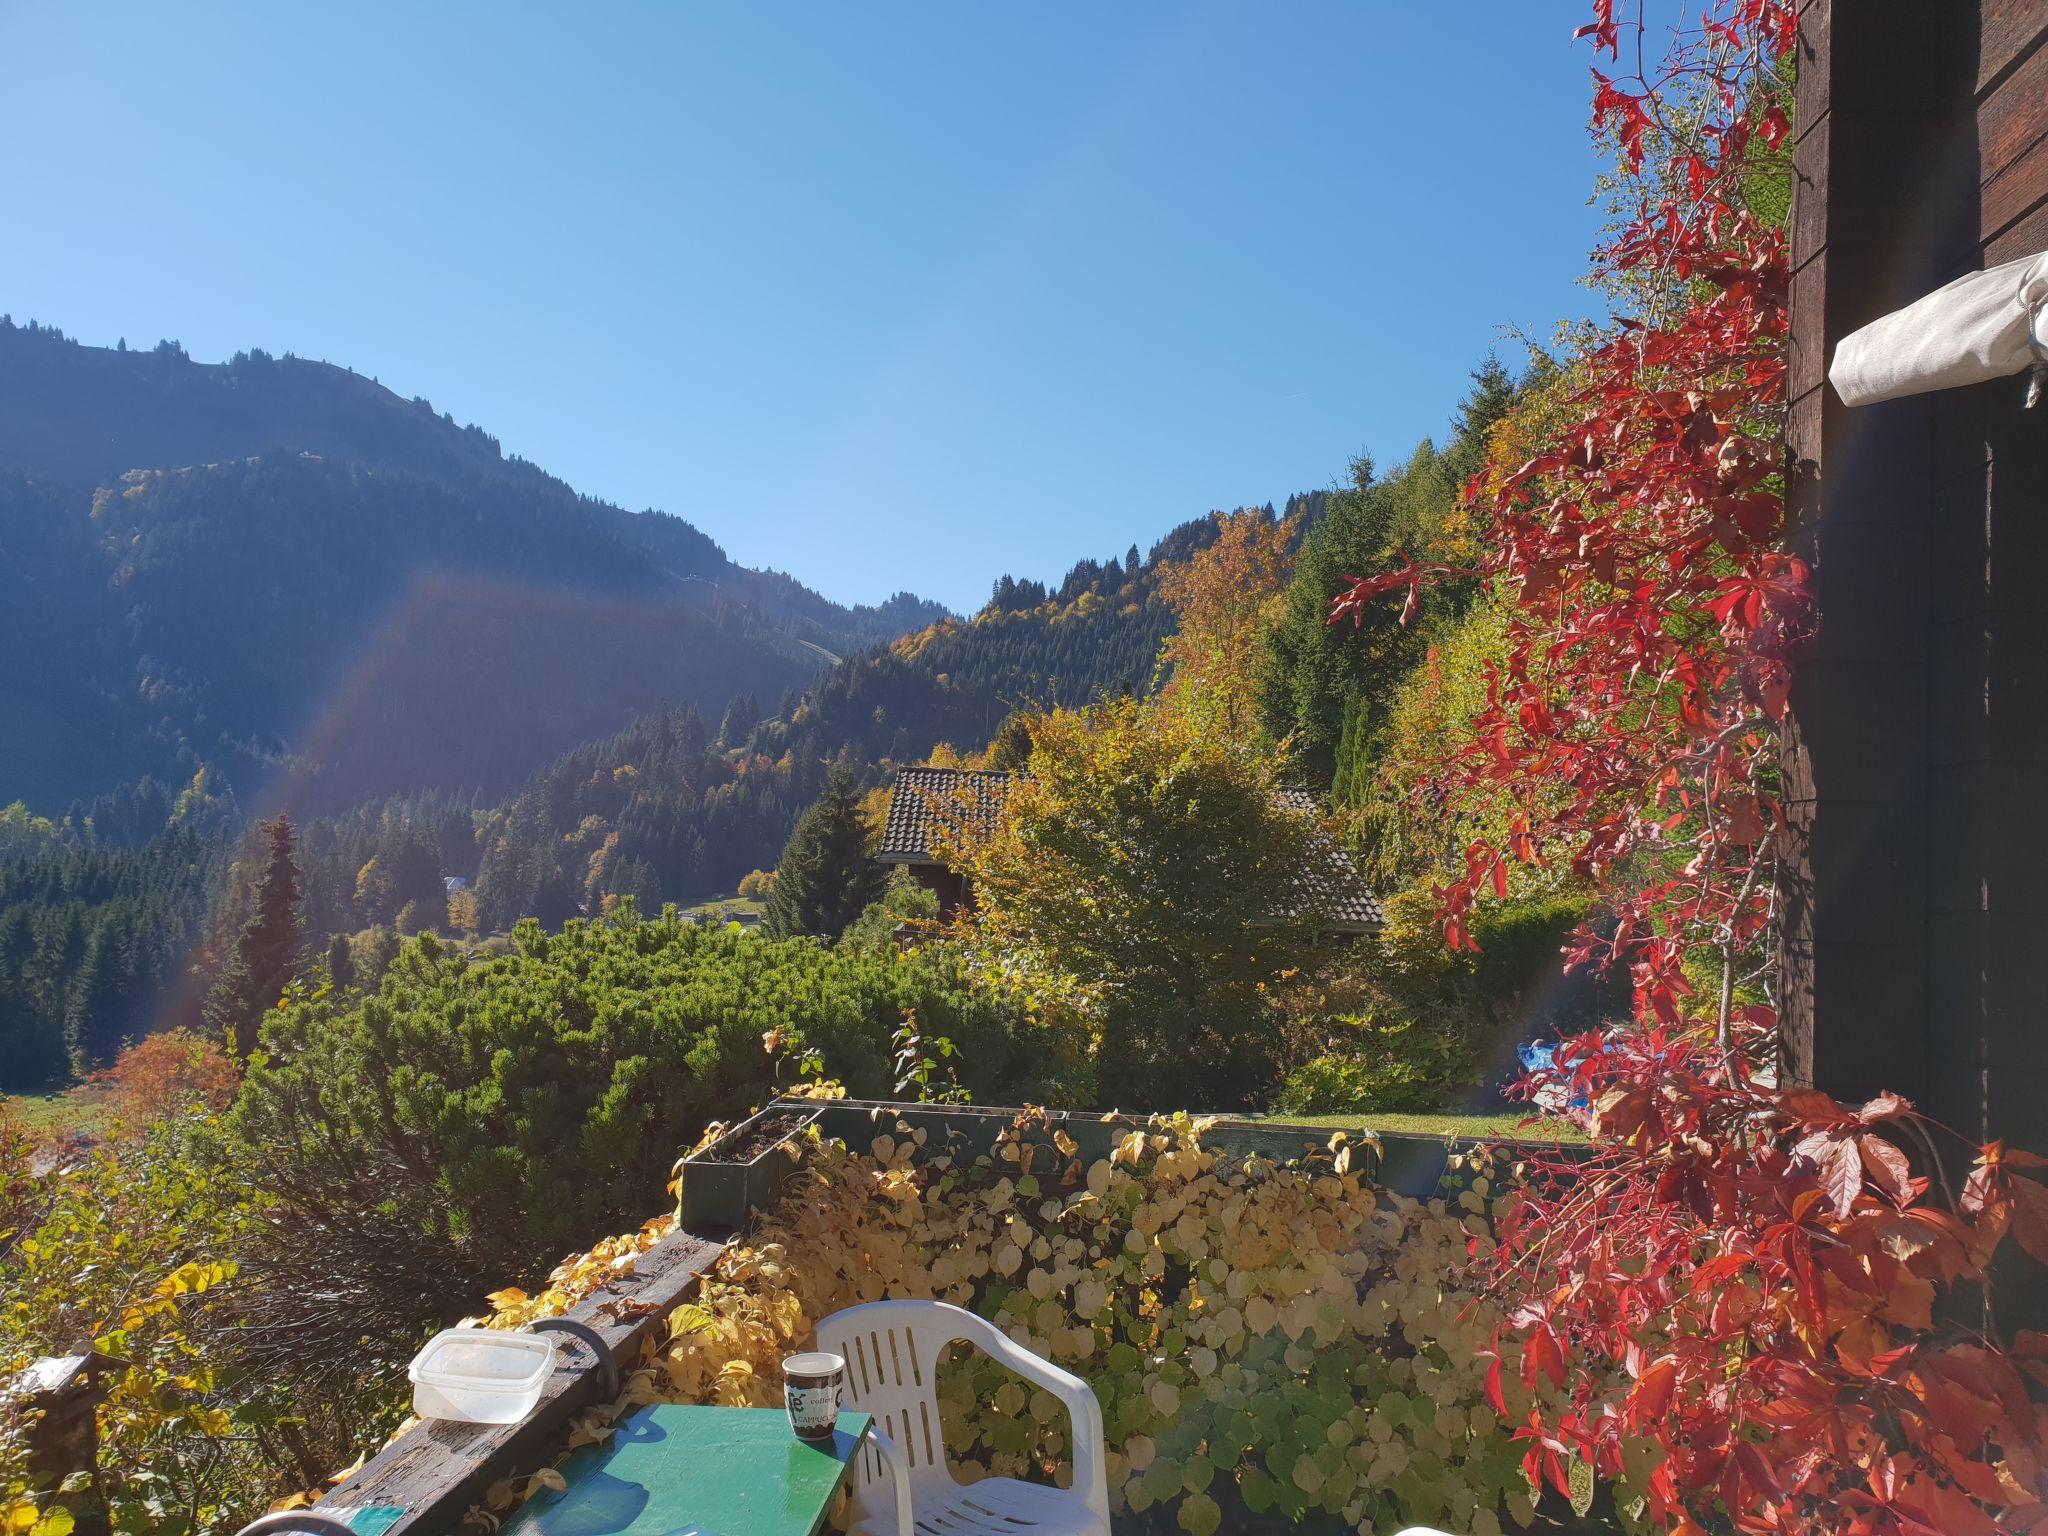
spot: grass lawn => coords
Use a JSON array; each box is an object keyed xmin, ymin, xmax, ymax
[
  {"xmin": 1259, "ymin": 1108, "xmax": 1587, "ymax": 1143},
  {"xmin": 682, "ymin": 895, "xmax": 765, "ymax": 925},
  {"xmin": 5, "ymin": 1080, "xmax": 117, "ymax": 1141}
]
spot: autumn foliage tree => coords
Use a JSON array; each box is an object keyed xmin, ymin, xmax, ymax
[
  {"xmin": 103, "ymin": 1028, "xmax": 240, "ymax": 1126},
  {"xmin": 935, "ymin": 698, "xmax": 1333, "ymax": 1107},
  {"xmin": 1331, "ymin": 4, "xmax": 2048, "ymax": 1534},
  {"xmin": 1156, "ymin": 508, "xmax": 1292, "ymax": 738}
]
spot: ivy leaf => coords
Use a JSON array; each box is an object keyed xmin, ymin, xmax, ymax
[
  {"xmin": 1633, "ymin": 1356, "xmax": 1677, "ymax": 1421},
  {"xmin": 1858, "ymin": 1091, "xmax": 1913, "ymax": 1123},
  {"xmin": 1857, "ymin": 1134, "xmax": 1915, "ymax": 1205},
  {"xmin": 1814, "ymin": 1137, "xmax": 1864, "ymax": 1218},
  {"xmin": 1484, "ymin": 1354, "xmax": 1506, "ymax": 1416},
  {"xmin": 1175, "ymin": 1492, "xmax": 1221, "ymax": 1536}
]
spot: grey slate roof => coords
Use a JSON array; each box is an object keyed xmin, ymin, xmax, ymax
[
  {"xmin": 1274, "ymin": 788, "xmax": 1385, "ymax": 931},
  {"xmin": 877, "ymin": 767, "xmax": 1383, "ymax": 932},
  {"xmin": 878, "ymin": 767, "xmax": 1014, "ymax": 862}
]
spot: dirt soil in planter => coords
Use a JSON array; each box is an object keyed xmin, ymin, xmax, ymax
[{"xmin": 701, "ymin": 1112, "xmax": 810, "ymax": 1164}]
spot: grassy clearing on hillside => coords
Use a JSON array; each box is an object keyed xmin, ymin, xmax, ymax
[
  {"xmin": 5, "ymin": 1081, "xmax": 117, "ymax": 1141},
  {"xmin": 681, "ymin": 896, "xmax": 765, "ymax": 925}
]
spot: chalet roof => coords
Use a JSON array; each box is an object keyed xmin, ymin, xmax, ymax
[
  {"xmin": 878, "ymin": 767, "xmax": 1013, "ymax": 862},
  {"xmin": 877, "ymin": 767, "xmax": 1383, "ymax": 932},
  {"xmin": 1273, "ymin": 788, "xmax": 1385, "ymax": 931}
]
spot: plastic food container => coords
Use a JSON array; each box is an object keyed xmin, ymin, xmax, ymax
[{"xmin": 408, "ymin": 1328, "xmax": 556, "ymax": 1424}]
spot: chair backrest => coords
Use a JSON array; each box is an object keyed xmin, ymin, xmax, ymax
[{"xmin": 816, "ymin": 1300, "xmax": 979, "ymax": 1502}]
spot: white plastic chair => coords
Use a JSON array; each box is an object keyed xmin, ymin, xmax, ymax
[{"xmin": 816, "ymin": 1300, "xmax": 1110, "ymax": 1536}]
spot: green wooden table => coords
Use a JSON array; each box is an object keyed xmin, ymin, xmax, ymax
[{"xmin": 500, "ymin": 1405, "xmax": 873, "ymax": 1536}]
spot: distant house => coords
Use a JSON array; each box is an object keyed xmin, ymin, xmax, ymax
[{"xmin": 876, "ymin": 766, "xmax": 1382, "ymax": 938}]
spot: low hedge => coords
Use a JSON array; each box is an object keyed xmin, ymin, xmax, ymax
[{"xmin": 487, "ymin": 1111, "xmax": 1626, "ymax": 1535}]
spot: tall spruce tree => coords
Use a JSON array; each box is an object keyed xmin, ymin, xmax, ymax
[
  {"xmin": 325, "ymin": 931, "xmax": 355, "ymax": 994},
  {"xmin": 761, "ymin": 766, "xmax": 886, "ymax": 942},
  {"xmin": 206, "ymin": 814, "xmax": 303, "ymax": 1055},
  {"xmin": 718, "ymin": 692, "xmax": 762, "ymax": 748}
]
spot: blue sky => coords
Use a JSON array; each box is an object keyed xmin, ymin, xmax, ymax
[{"xmin": 0, "ymin": 2, "xmax": 1603, "ymax": 615}]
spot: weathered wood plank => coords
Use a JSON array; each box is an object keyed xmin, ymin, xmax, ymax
[
  {"xmin": 1789, "ymin": 247, "xmax": 1829, "ymax": 402},
  {"xmin": 1979, "ymin": 32, "xmax": 2048, "ymax": 192},
  {"xmin": 318, "ymin": 1226, "xmax": 727, "ymax": 1536},
  {"xmin": 1983, "ymin": 132, "xmax": 2048, "ymax": 248},
  {"xmin": 1793, "ymin": 0, "xmax": 1829, "ymax": 147},
  {"xmin": 1791, "ymin": 108, "xmax": 1828, "ymax": 269},
  {"xmin": 1987, "ymin": 192, "xmax": 2048, "ymax": 265},
  {"xmin": 1978, "ymin": 0, "xmax": 2048, "ymax": 95}
]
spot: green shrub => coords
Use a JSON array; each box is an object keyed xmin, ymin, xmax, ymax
[
  {"xmin": 1275, "ymin": 1010, "xmax": 1481, "ymax": 1115},
  {"xmin": 0, "ymin": 1113, "xmax": 397, "ymax": 1536},
  {"xmin": 839, "ymin": 869, "xmax": 940, "ymax": 949},
  {"xmin": 233, "ymin": 906, "xmax": 1075, "ymax": 1278}
]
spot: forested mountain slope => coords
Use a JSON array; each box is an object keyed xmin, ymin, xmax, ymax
[
  {"xmin": 0, "ymin": 314, "xmax": 1334, "ymax": 1088},
  {"xmin": 423, "ymin": 500, "xmax": 1334, "ymax": 949},
  {"xmin": 0, "ymin": 318, "xmax": 946, "ymax": 812},
  {"xmin": 749, "ymin": 494, "xmax": 1330, "ymax": 769},
  {"xmin": 0, "ymin": 499, "xmax": 1323, "ymax": 1091}
]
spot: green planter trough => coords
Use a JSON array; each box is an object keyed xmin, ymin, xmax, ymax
[{"xmin": 676, "ymin": 1103, "xmax": 823, "ymax": 1236}]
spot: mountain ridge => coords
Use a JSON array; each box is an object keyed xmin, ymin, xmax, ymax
[{"xmin": 0, "ymin": 317, "xmax": 949, "ymax": 811}]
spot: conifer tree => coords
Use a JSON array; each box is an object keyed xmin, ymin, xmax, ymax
[
  {"xmin": 987, "ymin": 711, "xmax": 1036, "ymax": 772},
  {"xmin": 719, "ymin": 692, "xmax": 762, "ymax": 749},
  {"xmin": 761, "ymin": 766, "xmax": 886, "ymax": 942},
  {"xmin": 326, "ymin": 931, "xmax": 355, "ymax": 994},
  {"xmin": 205, "ymin": 815, "xmax": 303, "ymax": 1056}
]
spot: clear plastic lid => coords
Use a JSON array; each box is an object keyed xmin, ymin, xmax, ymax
[{"xmin": 409, "ymin": 1328, "xmax": 555, "ymax": 1391}]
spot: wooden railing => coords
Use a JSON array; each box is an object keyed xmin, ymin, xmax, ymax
[{"xmin": 314, "ymin": 1225, "xmax": 725, "ymax": 1534}]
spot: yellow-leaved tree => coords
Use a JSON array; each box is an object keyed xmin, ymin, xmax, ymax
[
  {"xmin": 933, "ymin": 699, "xmax": 1335, "ymax": 1107},
  {"xmin": 1154, "ymin": 509, "xmax": 1293, "ymax": 739}
]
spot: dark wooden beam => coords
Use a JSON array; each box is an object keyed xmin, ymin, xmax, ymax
[
  {"xmin": 1780, "ymin": 0, "xmax": 1968, "ymax": 1106},
  {"xmin": 1782, "ymin": 0, "xmax": 2048, "ymax": 1154}
]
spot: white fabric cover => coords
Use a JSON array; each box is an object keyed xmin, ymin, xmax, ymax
[{"xmin": 1829, "ymin": 251, "xmax": 2048, "ymax": 406}]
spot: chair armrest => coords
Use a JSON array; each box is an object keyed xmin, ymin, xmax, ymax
[
  {"xmin": 973, "ymin": 1330, "xmax": 1110, "ymax": 1523},
  {"xmin": 848, "ymin": 1424, "xmax": 915, "ymax": 1536}
]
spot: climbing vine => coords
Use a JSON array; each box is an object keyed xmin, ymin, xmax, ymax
[
  {"xmin": 1332, "ymin": 6, "xmax": 2048, "ymax": 1535},
  {"xmin": 1331, "ymin": 0, "xmax": 1799, "ymax": 1043}
]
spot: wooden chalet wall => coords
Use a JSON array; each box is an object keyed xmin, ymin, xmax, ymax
[{"xmin": 1783, "ymin": 1, "xmax": 2048, "ymax": 1148}]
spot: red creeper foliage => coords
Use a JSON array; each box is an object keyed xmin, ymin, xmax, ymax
[
  {"xmin": 1329, "ymin": 0, "xmax": 1801, "ymax": 1038},
  {"xmin": 1503, "ymin": 1031, "xmax": 2048, "ymax": 1536},
  {"xmin": 1333, "ymin": 5, "xmax": 2048, "ymax": 1532}
]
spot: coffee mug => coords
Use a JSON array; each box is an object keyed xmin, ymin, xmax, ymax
[{"xmin": 782, "ymin": 1351, "xmax": 846, "ymax": 1441}]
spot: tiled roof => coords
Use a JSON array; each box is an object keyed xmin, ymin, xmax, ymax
[
  {"xmin": 879, "ymin": 768, "xmax": 1383, "ymax": 932},
  {"xmin": 1275, "ymin": 788, "xmax": 1385, "ymax": 932},
  {"xmin": 878, "ymin": 767, "xmax": 1014, "ymax": 861}
]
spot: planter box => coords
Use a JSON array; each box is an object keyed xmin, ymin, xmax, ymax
[
  {"xmin": 677, "ymin": 1104, "xmax": 822, "ymax": 1235},
  {"xmin": 795, "ymin": 1099, "xmax": 1388, "ymax": 1180},
  {"xmin": 779, "ymin": 1100, "xmax": 1580, "ymax": 1199}
]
